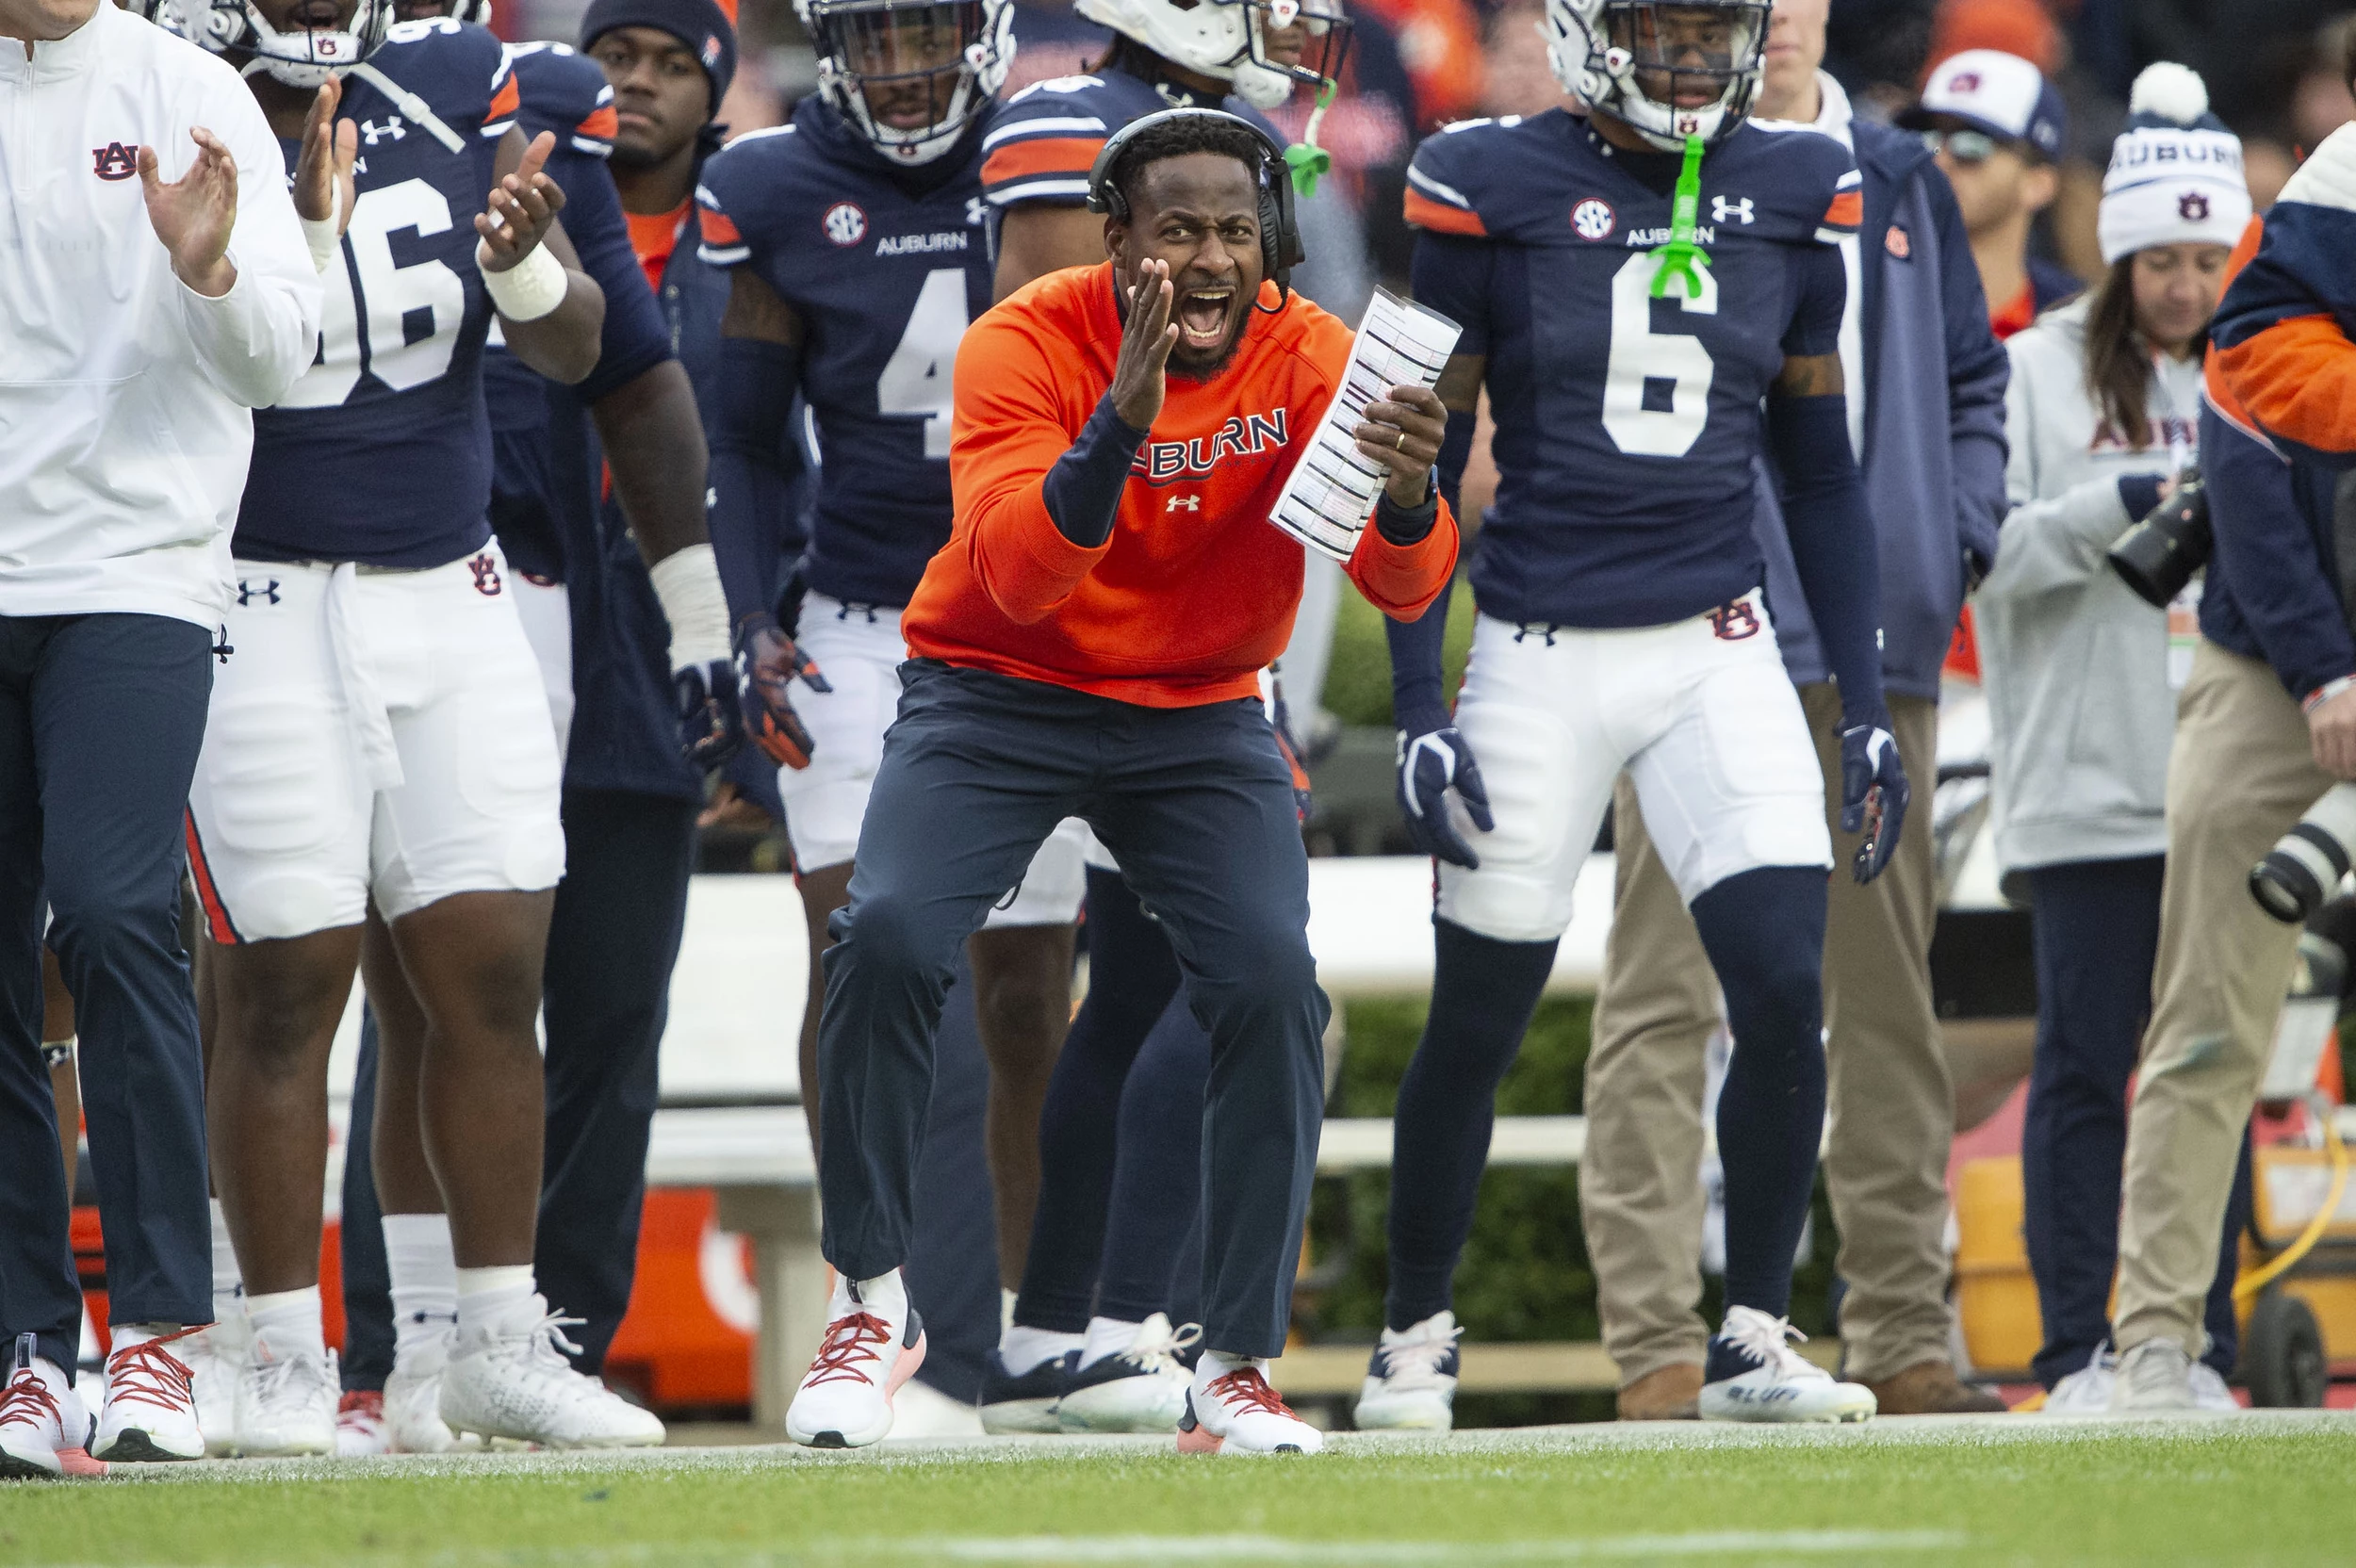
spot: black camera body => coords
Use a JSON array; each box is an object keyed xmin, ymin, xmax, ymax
[{"xmin": 2108, "ymin": 474, "xmax": 2212, "ymax": 609}]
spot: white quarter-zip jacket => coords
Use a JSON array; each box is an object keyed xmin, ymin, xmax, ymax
[{"xmin": 0, "ymin": 2, "xmax": 321, "ymax": 629}]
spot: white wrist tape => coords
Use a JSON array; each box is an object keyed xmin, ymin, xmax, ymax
[
  {"xmin": 647, "ymin": 542, "xmax": 733, "ymax": 671},
  {"xmin": 477, "ymin": 239, "xmax": 567, "ymax": 322},
  {"xmin": 302, "ymin": 180, "xmax": 341, "ymax": 274}
]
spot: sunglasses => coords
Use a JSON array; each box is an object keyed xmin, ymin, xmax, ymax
[{"xmin": 1920, "ymin": 128, "xmax": 2008, "ymax": 165}]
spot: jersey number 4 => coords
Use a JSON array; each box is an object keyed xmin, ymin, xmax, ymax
[
  {"xmin": 1601, "ymin": 251, "xmax": 1718, "ymax": 459},
  {"xmin": 875, "ymin": 268, "xmax": 969, "ymax": 459},
  {"xmin": 282, "ymin": 178, "xmax": 466, "ymax": 409}
]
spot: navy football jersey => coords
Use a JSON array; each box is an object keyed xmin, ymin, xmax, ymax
[
  {"xmin": 1406, "ymin": 110, "xmax": 1860, "ymax": 629},
  {"xmin": 239, "ymin": 17, "xmax": 517, "ymax": 569},
  {"xmin": 980, "ymin": 63, "xmax": 1280, "ymax": 210},
  {"xmin": 695, "ymin": 97, "xmax": 997, "ymax": 609}
]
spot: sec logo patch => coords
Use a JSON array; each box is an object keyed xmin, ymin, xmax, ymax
[
  {"xmin": 823, "ymin": 202, "xmax": 868, "ymax": 248},
  {"xmin": 1571, "ymin": 198, "xmax": 1615, "ymax": 241}
]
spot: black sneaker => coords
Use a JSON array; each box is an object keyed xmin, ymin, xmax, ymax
[{"xmin": 978, "ymin": 1349, "xmax": 1072, "ymax": 1434}]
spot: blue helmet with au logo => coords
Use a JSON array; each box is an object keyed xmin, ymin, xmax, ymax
[
  {"xmin": 796, "ymin": 0, "xmax": 1015, "ymax": 167},
  {"xmin": 139, "ymin": 0, "xmax": 397, "ymax": 88},
  {"xmin": 1544, "ymin": 0, "xmax": 1769, "ymax": 152}
]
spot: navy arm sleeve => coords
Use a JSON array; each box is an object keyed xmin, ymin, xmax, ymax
[
  {"xmin": 707, "ymin": 336, "xmax": 807, "ymax": 630},
  {"xmin": 2202, "ymin": 402, "xmax": 2356, "ymax": 698},
  {"xmin": 1773, "ymin": 244, "xmax": 1886, "ymax": 728},
  {"xmin": 1925, "ymin": 166, "xmax": 2009, "ymax": 580},
  {"xmin": 1041, "ymin": 395, "xmax": 1151, "ymax": 548},
  {"xmin": 549, "ymin": 145, "xmax": 674, "ymax": 406}
]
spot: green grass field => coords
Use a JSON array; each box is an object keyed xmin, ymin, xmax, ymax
[{"xmin": 8, "ymin": 1415, "xmax": 2355, "ymax": 1567}]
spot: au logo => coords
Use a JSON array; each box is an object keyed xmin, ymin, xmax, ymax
[{"xmin": 92, "ymin": 142, "xmax": 138, "ymax": 182}]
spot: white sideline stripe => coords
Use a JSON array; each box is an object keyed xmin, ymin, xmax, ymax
[
  {"xmin": 1406, "ymin": 163, "xmax": 1473, "ymax": 209},
  {"xmin": 983, "ymin": 115, "xmax": 1107, "ymax": 149},
  {"xmin": 919, "ymin": 1531, "xmax": 1968, "ymax": 1561}
]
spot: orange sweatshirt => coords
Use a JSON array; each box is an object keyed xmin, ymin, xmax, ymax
[{"xmin": 902, "ymin": 263, "xmax": 1458, "ymax": 707}]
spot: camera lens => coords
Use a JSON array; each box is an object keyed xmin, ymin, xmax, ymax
[{"xmin": 2107, "ymin": 481, "xmax": 2213, "ymax": 609}]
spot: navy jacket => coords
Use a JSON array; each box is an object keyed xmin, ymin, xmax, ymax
[{"xmin": 1754, "ymin": 113, "xmax": 2010, "ymax": 703}]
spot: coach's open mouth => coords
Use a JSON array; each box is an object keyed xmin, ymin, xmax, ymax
[{"xmin": 1176, "ymin": 286, "xmax": 1237, "ymax": 351}]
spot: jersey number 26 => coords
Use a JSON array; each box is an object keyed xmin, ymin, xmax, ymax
[{"xmin": 282, "ymin": 179, "xmax": 466, "ymax": 409}]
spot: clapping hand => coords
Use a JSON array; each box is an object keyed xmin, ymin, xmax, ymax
[{"xmin": 140, "ymin": 128, "xmax": 239, "ymax": 298}]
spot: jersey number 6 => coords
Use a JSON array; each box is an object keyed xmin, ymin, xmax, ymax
[
  {"xmin": 1601, "ymin": 250, "xmax": 1718, "ymax": 459},
  {"xmin": 282, "ymin": 178, "xmax": 466, "ymax": 410}
]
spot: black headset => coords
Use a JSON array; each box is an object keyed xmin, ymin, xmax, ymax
[{"xmin": 1085, "ymin": 107, "xmax": 1302, "ymax": 310}]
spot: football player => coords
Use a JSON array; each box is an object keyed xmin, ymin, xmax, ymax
[
  {"xmin": 976, "ymin": 0, "xmax": 1348, "ymax": 1434},
  {"xmin": 171, "ymin": 0, "xmax": 662, "ymax": 1455},
  {"xmin": 328, "ymin": 0, "xmax": 735, "ymax": 1457},
  {"xmin": 697, "ymin": 0, "xmax": 1107, "ymax": 1311},
  {"xmin": 1363, "ymin": 0, "xmax": 1906, "ymax": 1426}
]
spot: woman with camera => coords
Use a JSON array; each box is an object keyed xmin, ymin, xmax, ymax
[{"xmin": 1975, "ymin": 62, "xmax": 2253, "ymax": 1415}]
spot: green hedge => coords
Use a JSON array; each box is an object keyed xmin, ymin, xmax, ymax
[
  {"xmin": 1321, "ymin": 579, "xmax": 1478, "ymax": 730},
  {"xmin": 1304, "ymin": 995, "xmax": 1843, "ymax": 1425}
]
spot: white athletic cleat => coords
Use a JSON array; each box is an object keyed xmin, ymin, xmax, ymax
[
  {"xmin": 182, "ymin": 1318, "xmax": 246, "ymax": 1456},
  {"xmin": 1178, "ymin": 1357, "xmax": 1323, "ymax": 1454},
  {"xmin": 1699, "ymin": 1306, "xmax": 1875, "ymax": 1424},
  {"xmin": 93, "ymin": 1325, "xmax": 205, "ymax": 1462},
  {"xmin": 235, "ymin": 1331, "xmax": 338, "ymax": 1457},
  {"xmin": 0, "ymin": 1336, "xmax": 106, "ymax": 1479},
  {"xmin": 2110, "ymin": 1338, "xmax": 2238, "ymax": 1413},
  {"xmin": 977, "ymin": 1348, "xmax": 1071, "ymax": 1434},
  {"xmin": 1352, "ymin": 1311, "xmax": 1463, "ymax": 1432},
  {"xmin": 335, "ymin": 1390, "xmax": 390, "ymax": 1457},
  {"xmin": 385, "ymin": 1332, "xmax": 466, "ymax": 1454},
  {"xmin": 1059, "ymin": 1315, "xmax": 1201, "ymax": 1433},
  {"xmin": 786, "ymin": 1272, "xmax": 927, "ymax": 1449},
  {"xmin": 439, "ymin": 1296, "xmax": 665, "ymax": 1449},
  {"xmin": 2041, "ymin": 1347, "xmax": 2117, "ymax": 1415}
]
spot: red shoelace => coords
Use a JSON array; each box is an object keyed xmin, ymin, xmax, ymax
[
  {"xmin": 805, "ymin": 1313, "xmax": 892, "ymax": 1387},
  {"xmin": 1203, "ymin": 1368, "xmax": 1297, "ymax": 1419},
  {"xmin": 0, "ymin": 1365, "xmax": 63, "ymax": 1433},
  {"xmin": 104, "ymin": 1326, "xmax": 201, "ymax": 1414}
]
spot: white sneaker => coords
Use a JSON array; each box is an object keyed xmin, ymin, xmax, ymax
[
  {"xmin": 1178, "ymin": 1357, "xmax": 1322, "ymax": 1455},
  {"xmin": 93, "ymin": 1325, "xmax": 205, "ymax": 1462},
  {"xmin": 183, "ymin": 1318, "xmax": 246, "ymax": 1457},
  {"xmin": 2110, "ymin": 1338, "xmax": 2232, "ymax": 1414},
  {"xmin": 335, "ymin": 1390, "xmax": 390, "ymax": 1457},
  {"xmin": 0, "ymin": 1336, "xmax": 106, "ymax": 1479},
  {"xmin": 2042, "ymin": 1348, "xmax": 2117, "ymax": 1415},
  {"xmin": 1059, "ymin": 1315, "xmax": 1201, "ymax": 1433},
  {"xmin": 386, "ymin": 1332, "xmax": 464, "ymax": 1453},
  {"xmin": 1699, "ymin": 1306, "xmax": 1875, "ymax": 1424},
  {"xmin": 1352, "ymin": 1310, "xmax": 1462, "ymax": 1432},
  {"xmin": 235, "ymin": 1331, "xmax": 338, "ymax": 1457},
  {"xmin": 439, "ymin": 1296, "xmax": 665, "ymax": 1449},
  {"xmin": 786, "ymin": 1272, "xmax": 927, "ymax": 1449}
]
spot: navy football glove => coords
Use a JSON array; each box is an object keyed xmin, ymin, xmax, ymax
[
  {"xmin": 1840, "ymin": 720, "xmax": 1909, "ymax": 884},
  {"xmin": 1396, "ymin": 705, "xmax": 1492, "ymax": 868},
  {"xmin": 735, "ymin": 613, "xmax": 831, "ymax": 771},
  {"xmin": 675, "ymin": 659, "xmax": 744, "ymax": 769}
]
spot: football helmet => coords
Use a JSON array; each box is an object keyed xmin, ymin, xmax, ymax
[
  {"xmin": 1073, "ymin": 0, "xmax": 1349, "ymax": 110},
  {"xmin": 798, "ymin": 0, "xmax": 1013, "ymax": 166},
  {"xmin": 139, "ymin": 0, "xmax": 396, "ymax": 88},
  {"xmin": 1545, "ymin": 0, "xmax": 1768, "ymax": 151}
]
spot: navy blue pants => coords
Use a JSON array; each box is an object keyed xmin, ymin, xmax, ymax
[
  {"xmin": 820, "ymin": 662, "xmax": 1326, "ymax": 1357},
  {"xmin": 341, "ymin": 788, "xmax": 698, "ymax": 1384},
  {"xmin": 2023, "ymin": 858, "xmax": 2252, "ymax": 1385},
  {"xmin": 1017, "ymin": 866, "xmax": 1206, "ymax": 1331},
  {"xmin": 0, "ymin": 613, "xmax": 214, "ymax": 1373}
]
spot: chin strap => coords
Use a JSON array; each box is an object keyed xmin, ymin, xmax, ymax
[{"xmin": 1649, "ymin": 133, "xmax": 1711, "ymax": 302}]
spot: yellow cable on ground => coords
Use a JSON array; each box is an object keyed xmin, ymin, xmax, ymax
[{"xmin": 2236, "ymin": 1102, "xmax": 2350, "ymax": 1303}]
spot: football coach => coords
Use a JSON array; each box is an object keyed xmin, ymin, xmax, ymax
[
  {"xmin": 781, "ymin": 109, "xmax": 1457, "ymax": 1457},
  {"xmin": 0, "ymin": 0, "xmax": 318, "ymax": 1473}
]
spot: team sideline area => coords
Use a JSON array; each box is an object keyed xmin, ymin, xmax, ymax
[{"xmin": 8, "ymin": 1415, "xmax": 2353, "ymax": 1566}]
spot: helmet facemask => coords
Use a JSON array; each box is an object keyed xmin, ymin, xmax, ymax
[
  {"xmin": 1549, "ymin": 0, "xmax": 1767, "ymax": 152},
  {"xmin": 1074, "ymin": 0, "xmax": 1350, "ymax": 111},
  {"xmin": 1227, "ymin": 0, "xmax": 1351, "ymax": 110},
  {"xmin": 154, "ymin": 0, "xmax": 397, "ymax": 88},
  {"xmin": 803, "ymin": 0, "xmax": 1012, "ymax": 167}
]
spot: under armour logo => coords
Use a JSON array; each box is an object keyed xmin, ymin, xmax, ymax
[
  {"xmin": 1168, "ymin": 495, "xmax": 1202, "ymax": 513},
  {"xmin": 91, "ymin": 141, "xmax": 138, "ymax": 181},
  {"xmin": 236, "ymin": 578, "xmax": 281, "ymax": 607},
  {"xmin": 1710, "ymin": 195, "xmax": 1754, "ymax": 225},
  {"xmin": 967, "ymin": 196, "xmax": 987, "ymax": 227},
  {"xmin": 469, "ymin": 554, "xmax": 503, "ymax": 596},
  {"xmin": 360, "ymin": 117, "xmax": 405, "ymax": 145}
]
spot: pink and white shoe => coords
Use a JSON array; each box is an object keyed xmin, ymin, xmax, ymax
[
  {"xmin": 0, "ymin": 1335, "xmax": 107, "ymax": 1480},
  {"xmin": 784, "ymin": 1271, "xmax": 926, "ymax": 1449},
  {"xmin": 94, "ymin": 1324, "xmax": 205, "ymax": 1462},
  {"xmin": 1178, "ymin": 1356, "xmax": 1323, "ymax": 1455}
]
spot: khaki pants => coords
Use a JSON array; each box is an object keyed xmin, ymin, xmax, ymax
[
  {"xmin": 2116, "ymin": 641, "xmax": 2332, "ymax": 1350},
  {"xmin": 1580, "ymin": 685, "xmax": 1952, "ymax": 1385}
]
